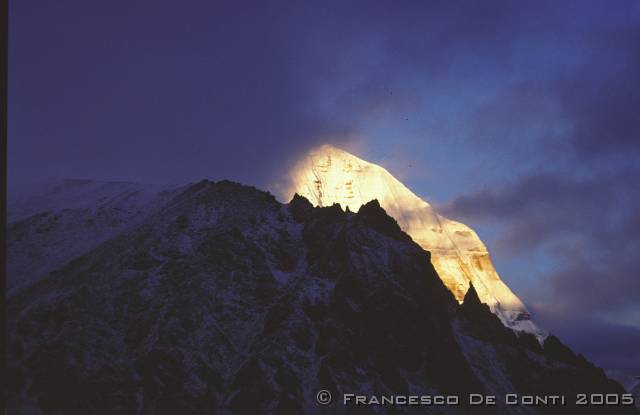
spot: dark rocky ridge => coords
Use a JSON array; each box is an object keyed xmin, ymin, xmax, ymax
[{"xmin": 6, "ymin": 180, "xmax": 636, "ymax": 414}]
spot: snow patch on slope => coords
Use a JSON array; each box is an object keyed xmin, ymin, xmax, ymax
[{"xmin": 7, "ymin": 180, "xmax": 181, "ymax": 294}]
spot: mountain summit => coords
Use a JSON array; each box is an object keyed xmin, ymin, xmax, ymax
[{"xmin": 287, "ymin": 145, "xmax": 544, "ymax": 339}]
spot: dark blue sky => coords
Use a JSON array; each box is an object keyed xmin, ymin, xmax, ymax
[{"xmin": 9, "ymin": 1, "xmax": 640, "ymax": 372}]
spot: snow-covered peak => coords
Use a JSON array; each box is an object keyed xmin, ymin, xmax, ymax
[
  {"xmin": 286, "ymin": 144, "xmax": 546, "ymax": 339},
  {"xmin": 8, "ymin": 179, "xmax": 178, "ymax": 223}
]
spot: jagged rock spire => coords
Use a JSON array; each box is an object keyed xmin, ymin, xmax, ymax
[
  {"xmin": 463, "ymin": 282, "xmax": 482, "ymax": 307},
  {"xmin": 288, "ymin": 193, "xmax": 313, "ymax": 222}
]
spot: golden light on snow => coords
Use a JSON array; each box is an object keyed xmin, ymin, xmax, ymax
[
  {"xmin": 287, "ymin": 144, "xmax": 546, "ymax": 339},
  {"xmin": 287, "ymin": 144, "xmax": 429, "ymax": 214}
]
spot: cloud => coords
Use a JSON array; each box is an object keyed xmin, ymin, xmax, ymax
[
  {"xmin": 443, "ymin": 173, "xmax": 617, "ymax": 248},
  {"xmin": 9, "ymin": 0, "xmax": 364, "ymax": 189},
  {"xmin": 439, "ymin": 4, "xmax": 640, "ymax": 169},
  {"xmin": 443, "ymin": 169, "xmax": 640, "ymax": 311},
  {"xmin": 11, "ymin": 0, "xmax": 638, "ymax": 190},
  {"xmin": 557, "ymin": 25, "xmax": 640, "ymax": 158},
  {"xmin": 437, "ymin": 7, "xmax": 640, "ymax": 338}
]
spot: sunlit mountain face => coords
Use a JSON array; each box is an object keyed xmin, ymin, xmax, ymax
[{"xmin": 286, "ymin": 145, "xmax": 545, "ymax": 339}]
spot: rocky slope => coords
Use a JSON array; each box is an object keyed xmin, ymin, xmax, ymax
[
  {"xmin": 6, "ymin": 180, "xmax": 635, "ymax": 414},
  {"xmin": 286, "ymin": 145, "xmax": 543, "ymax": 338},
  {"xmin": 7, "ymin": 179, "xmax": 179, "ymax": 295},
  {"xmin": 607, "ymin": 371, "xmax": 640, "ymax": 410}
]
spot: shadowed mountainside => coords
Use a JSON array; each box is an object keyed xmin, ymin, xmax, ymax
[{"xmin": 6, "ymin": 180, "xmax": 636, "ymax": 414}]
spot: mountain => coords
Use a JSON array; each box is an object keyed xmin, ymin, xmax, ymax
[
  {"xmin": 286, "ymin": 145, "xmax": 544, "ymax": 339},
  {"xmin": 607, "ymin": 371, "xmax": 640, "ymax": 409},
  {"xmin": 7, "ymin": 179, "xmax": 180, "ymax": 295},
  {"xmin": 6, "ymin": 179, "xmax": 636, "ymax": 414}
]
